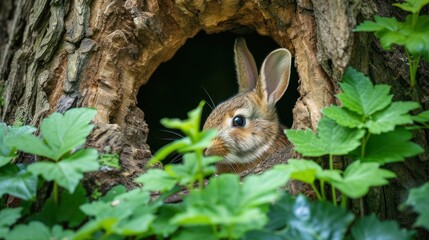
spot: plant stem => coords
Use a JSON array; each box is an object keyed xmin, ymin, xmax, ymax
[
  {"xmin": 360, "ymin": 198, "xmax": 365, "ymax": 217},
  {"xmin": 341, "ymin": 194, "xmax": 348, "ymax": 208},
  {"xmin": 311, "ymin": 184, "xmax": 323, "ymax": 200},
  {"xmin": 53, "ymin": 181, "xmax": 59, "ymax": 204},
  {"xmin": 196, "ymin": 149, "xmax": 204, "ymax": 190},
  {"xmin": 329, "ymin": 154, "xmax": 337, "ymax": 205},
  {"xmin": 360, "ymin": 132, "xmax": 371, "ymax": 158},
  {"xmin": 321, "ymin": 180, "xmax": 326, "ymax": 200}
]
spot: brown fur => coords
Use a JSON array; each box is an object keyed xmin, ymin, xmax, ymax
[{"xmin": 203, "ymin": 38, "xmax": 292, "ymax": 174}]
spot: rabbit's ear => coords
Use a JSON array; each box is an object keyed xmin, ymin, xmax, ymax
[
  {"xmin": 234, "ymin": 38, "xmax": 258, "ymax": 93},
  {"xmin": 257, "ymin": 48, "xmax": 291, "ymax": 105}
]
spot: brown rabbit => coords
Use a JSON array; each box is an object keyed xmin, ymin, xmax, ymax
[{"xmin": 203, "ymin": 38, "xmax": 292, "ymax": 173}]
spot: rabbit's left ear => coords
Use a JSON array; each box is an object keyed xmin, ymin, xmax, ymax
[
  {"xmin": 234, "ymin": 38, "xmax": 258, "ymax": 93},
  {"xmin": 257, "ymin": 48, "xmax": 292, "ymax": 105}
]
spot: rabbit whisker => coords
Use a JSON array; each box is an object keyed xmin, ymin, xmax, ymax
[
  {"xmin": 160, "ymin": 129, "xmax": 184, "ymax": 138},
  {"xmin": 201, "ymin": 85, "xmax": 215, "ymax": 110}
]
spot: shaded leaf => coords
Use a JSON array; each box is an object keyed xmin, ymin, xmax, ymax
[
  {"xmin": 330, "ymin": 161, "xmax": 396, "ymax": 199},
  {"xmin": 28, "ymin": 149, "xmax": 99, "ymax": 193},
  {"xmin": 322, "ymin": 106, "xmax": 364, "ymax": 129},
  {"xmin": 402, "ymin": 183, "xmax": 429, "ymax": 230},
  {"xmin": 245, "ymin": 194, "xmax": 354, "ymax": 240},
  {"xmin": 0, "ymin": 164, "xmax": 37, "ymax": 200},
  {"xmin": 412, "ymin": 110, "xmax": 429, "ymax": 123},
  {"xmin": 135, "ymin": 169, "xmax": 177, "ymax": 192},
  {"xmin": 361, "ymin": 128, "xmax": 423, "ymax": 164},
  {"xmin": 365, "ymin": 102, "xmax": 420, "ymax": 134},
  {"xmin": 351, "ymin": 214, "xmax": 415, "ymax": 240},
  {"xmin": 286, "ymin": 118, "xmax": 365, "ymax": 157}
]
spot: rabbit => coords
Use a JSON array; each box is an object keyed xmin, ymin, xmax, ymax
[{"xmin": 203, "ymin": 38, "xmax": 292, "ymax": 173}]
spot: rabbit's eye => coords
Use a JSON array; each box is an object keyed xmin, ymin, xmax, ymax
[{"xmin": 232, "ymin": 115, "xmax": 246, "ymax": 127}]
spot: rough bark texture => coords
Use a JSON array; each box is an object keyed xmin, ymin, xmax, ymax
[{"xmin": 1, "ymin": 0, "xmax": 428, "ymax": 229}]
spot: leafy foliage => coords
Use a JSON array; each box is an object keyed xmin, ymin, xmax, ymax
[
  {"xmin": 0, "ymin": 164, "xmax": 37, "ymax": 200},
  {"xmin": 354, "ymin": 0, "xmax": 429, "ymax": 91},
  {"xmin": 0, "ymin": 124, "xmax": 36, "ymax": 167},
  {"xmin": 351, "ymin": 214, "xmax": 415, "ymax": 240},
  {"xmin": 402, "ymin": 182, "xmax": 429, "ymax": 230}
]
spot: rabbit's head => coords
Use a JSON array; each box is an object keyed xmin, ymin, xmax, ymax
[{"xmin": 203, "ymin": 38, "xmax": 292, "ymax": 171}]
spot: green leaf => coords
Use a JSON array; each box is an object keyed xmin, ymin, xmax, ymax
[
  {"xmin": 351, "ymin": 214, "xmax": 415, "ymax": 240},
  {"xmin": 402, "ymin": 183, "xmax": 429, "ymax": 230},
  {"xmin": 99, "ymin": 185, "xmax": 127, "ymax": 202},
  {"xmin": 330, "ymin": 161, "xmax": 396, "ymax": 199},
  {"xmin": 78, "ymin": 188, "xmax": 156, "ymax": 237},
  {"xmin": 0, "ymin": 208, "xmax": 22, "ymax": 239},
  {"xmin": 0, "ymin": 207, "xmax": 22, "ymax": 239},
  {"xmin": 322, "ymin": 106, "xmax": 364, "ymax": 128},
  {"xmin": 28, "ymin": 149, "xmax": 99, "ymax": 193},
  {"xmin": 365, "ymin": 102, "xmax": 420, "ymax": 134},
  {"xmin": 338, "ymin": 67, "xmax": 392, "ymax": 116},
  {"xmin": 150, "ymin": 204, "xmax": 181, "ymax": 237},
  {"xmin": 135, "ymin": 169, "xmax": 177, "ymax": 192},
  {"xmin": 0, "ymin": 164, "xmax": 37, "ymax": 200},
  {"xmin": 172, "ymin": 173, "xmax": 281, "ymax": 239},
  {"xmin": 28, "ymin": 184, "xmax": 88, "ymax": 227},
  {"xmin": 161, "ymin": 101, "xmax": 205, "ymax": 139},
  {"xmin": 412, "ymin": 110, "xmax": 429, "ymax": 123},
  {"xmin": 164, "ymin": 153, "xmax": 219, "ymax": 187},
  {"xmin": 361, "ymin": 128, "xmax": 424, "ymax": 164},
  {"xmin": 274, "ymin": 159, "xmax": 322, "ymax": 185},
  {"xmin": 0, "ymin": 207, "xmax": 22, "ymax": 227},
  {"xmin": 41, "ymin": 108, "xmax": 97, "ymax": 160},
  {"xmin": 286, "ymin": 117, "xmax": 365, "ymax": 157},
  {"xmin": 244, "ymin": 194, "xmax": 354, "ymax": 240},
  {"xmin": 6, "ymin": 222, "xmax": 48, "ymax": 240},
  {"xmin": 393, "ymin": 0, "xmax": 429, "ymax": 14},
  {"xmin": 173, "ymin": 226, "xmax": 217, "ymax": 240},
  {"xmin": 7, "ymin": 108, "xmax": 96, "ymax": 161},
  {"xmin": 355, "ymin": 15, "xmax": 429, "ymax": 61},
  {"xmin": 0, "ymin": 124, "xmax": 36, "ymax": 166}
]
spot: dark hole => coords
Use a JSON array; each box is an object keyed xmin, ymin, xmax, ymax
[{"xmin": 137, "ymin": 30, "xmax": 299, "ymax": 158}]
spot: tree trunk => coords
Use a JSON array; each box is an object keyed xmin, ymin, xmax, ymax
[{"xmin": 1, "ymin": 0, "xmax": 428, "ymax": 228}]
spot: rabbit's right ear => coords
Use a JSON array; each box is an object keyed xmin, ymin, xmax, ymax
[{"xmin": 234, "ymin": 38, "xmax": 258, "ymax": 93}]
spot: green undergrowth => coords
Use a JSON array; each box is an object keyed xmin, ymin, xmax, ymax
[{"xmin": 0, "ymin": 67, "xmax": 429, "ymax": 239}]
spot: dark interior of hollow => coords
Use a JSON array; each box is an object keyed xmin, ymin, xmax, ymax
[{"xmin": 137, "ymin": 31, "xmax": 300, "ymax": 158}]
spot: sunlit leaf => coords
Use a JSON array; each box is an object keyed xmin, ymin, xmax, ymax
[{"xmin": 286, "ymin": 117, "xmax": 365, "ymax": 157}]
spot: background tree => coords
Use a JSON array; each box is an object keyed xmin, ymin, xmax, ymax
[{"xmin": 1, "ymin": 0, "xmax": 428, "ymax": 228}]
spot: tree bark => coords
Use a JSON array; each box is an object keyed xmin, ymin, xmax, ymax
[{"xmin": 1, "ymin": 0, "xmax": 428, "ymax": 229}]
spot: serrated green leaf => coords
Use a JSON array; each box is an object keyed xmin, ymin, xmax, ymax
[
  {"xmin": 0, "ymin": 164, "xmax": 37, "ymax": 200},
  {"xmin": 99, "ymin": 185, "xmax": 127, "ymax": 202},
  {"xmin": 0, "ymin": 123, "xmax": 36, "ymax": 159},
  {"xmin": 40, "ymin": 108, "xmax": 97, "ymax": 160},
  {"xmin": 0, "ymin": 208, "xmax": 22, "ymax": 227},
  {"xmin": 161, "ymin": 101, "xmax": 205, "ymax": 139},
  {"xmin": 150, "ymin": 204, "xmax": 181, "ymax": 237},
  {"xmin": 393, "ymin": 0, "xmax": 429, "ymax": 14},
  {"xmin": 149, "ymin": 137, "xmax": 190, "ymax": 165},
  {"xmin": 361, "ymin": 128, "xmax": 423, "ymax": 164},
  {"xmin": 274, "ymin": 159, "xmax": 322, "ymax": 185},
  {"xmin": 412, "ymin": 110, "xmax": 429, "ymax": 123},
  {"xmin": 322, "ymin": 105, "xmax": 364, "ymax": 128},
  {"xmin": 339, "ymin": 67, "xmax": 392, "ymax": 116},
  {"xmin": 5, "ymin": 134, "xmax": 54, "ymax": 159},
  {"xmin": 365, "ymin": 102, "xmax": 420, "ymax": 134},
  {"xmin": 28, "ymin": 184, "xmax": 87, "ymax": 227},
  {"xmin": 172, "ymin": 173, "xmax": 278, "ymax": 239},
  {"xmin": 330, "ymin": 161, "xmax": 396, "ymax": 199},
  {"xmin": 351, "ymin": 214, "xmax": 415, "ymax": 239},
  {"xmin": 28, "ymin": 149, "xmax": 99, "ymax": 193},
  {"xmin": 286, "ymin": 117, "xmax": 365, "ymax": 157},
  {"xmin": 245, "ymin": 194, "xmax": 354, "ymax": 240},
  {"xmin": 402, "ymin": 183, "xmax": 429, "ymax": 230},
  {"xmin": 78, "ymin": 188, "xmax": 155, "ymax": 237},
  {"xmin": 6, "ymin": 222, "xmax": 50, "ymax": 240},
  {"xmin": 173, "ymin": 226, "xmax": 217, "ymax": 240},
  {"xmin": 355, "ymin": 15, "xmax": 429, "ymax": 61},
  {"xmin": 0, "ymin": 156, "xmax": 14, "ymax": 168},
  {"xmin": 135, "ymin": 169, "xmax": 177, "ymax": 192}
]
